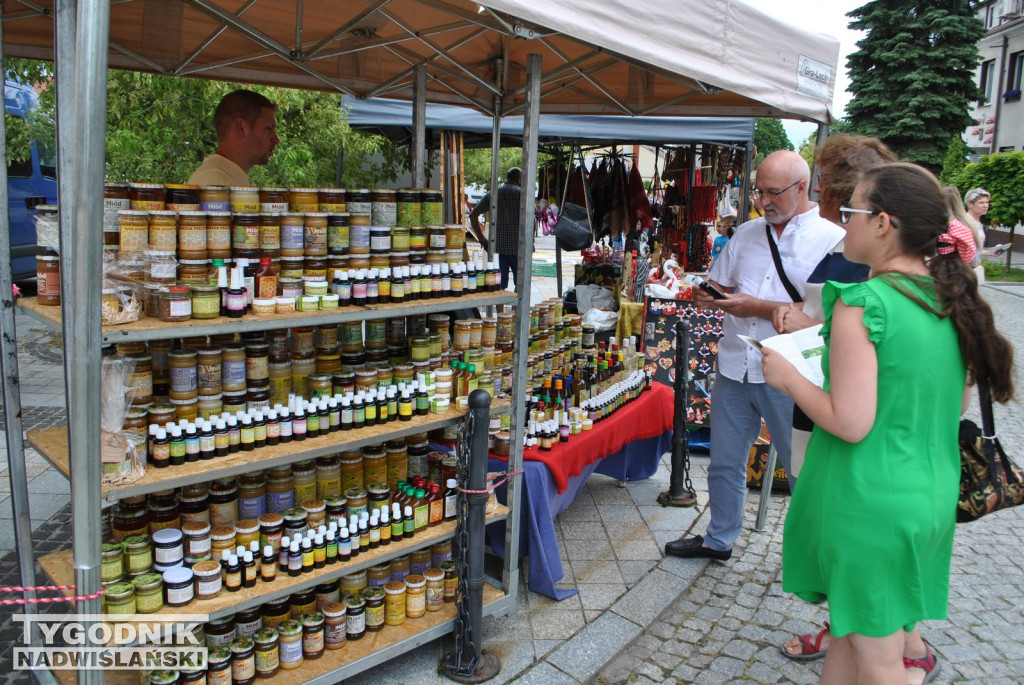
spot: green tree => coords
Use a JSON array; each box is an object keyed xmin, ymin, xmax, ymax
[
  {"xmin": 753, "ymin": 118, "xmax": 793, "ymax": 165},
  {"xmin": 846, "ymin": 0, "xmax": 985, "ymax": 171},
  {"xmin": 955, "ymin": 152, "xmax": 1024, "ymax": 228},
  {"xmin": 6, "ymin": 59, "xmax": 407, "ymax": 186},
  {"xmin": 798, "ymin": 131, "xmax": 818, "ymax": 168},
  {"xmin": 940, "ymin": 134, "xmax": 970, "ymax": 184},
  {"xmin": 463, "ymin": 147, "xmax": 526, "ymax": 188}
]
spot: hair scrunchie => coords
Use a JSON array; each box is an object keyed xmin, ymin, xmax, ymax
[{"xmin": 936, "ymin": 232, "xmax": 957, "ymax": 256}]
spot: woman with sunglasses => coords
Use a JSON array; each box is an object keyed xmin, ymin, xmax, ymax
[{"xmin": 764, "ymin": 163, "xmax": 1014, "ymax": 684}]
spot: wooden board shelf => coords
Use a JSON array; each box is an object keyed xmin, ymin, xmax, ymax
[
  {"xmin": 27, "ymin": 398, "xmax": 511, "ymax": 502},
  {"xmin": 18, "ymin": 291, "xmax": 516, "ymax": 345},
  {"xmin": 38, "ymin": 504, "xmax": 508, "ymax": 626},
  {"xmin": 49, "ymin": 582, "xmax": 506, "ymax": 685}
]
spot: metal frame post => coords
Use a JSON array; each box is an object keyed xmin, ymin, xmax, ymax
[
  {"xmin": 63, "ymin": 2, "xmax": 110, "ymax": 682},
  {"xmin": 443, "ymin": 389, "xmax": 500, "ymax": 682},
  {"xmin": 412, "ymin": 64, "xmax": 426, "ymax": 188},
  {"xmin": 486, "ymin": 98, "xmax": 501, "ymax": 262},
  {"xmin": 0, "ymin": 7, "xmax": 44, "ymax": 630}
]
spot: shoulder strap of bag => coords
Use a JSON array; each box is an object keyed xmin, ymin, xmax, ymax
[
  {"xmin": 976, "ymin": 377, "xmax": 1004, "ymax": 484},
  {"xmin": 765, "ymin": 224, "xmax": 803, "ymax": 303}
]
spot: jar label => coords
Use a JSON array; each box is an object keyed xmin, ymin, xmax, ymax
[
  {"xmin": 232, "ymin": 654, "xmax": 255, "ymax": 681},
  {"xmin": 187, "ymin": 535, "xmax": 212, "ymax": 557},
  {"xmin": 304, "ymin": 224, "xmax": 328, "ymax": 251},
  {"xmin": 279, "ymin": 638, "xmax": 303, "ymax": 664},
  {"xmin": 222, "ymin": 359, "xmax": 246, "ymax": 389},
  {"xmin": 349, "ymin": 224, "xmax": 370, "ymax": 248},
  {"xmin": 302, "ymin": 629, "xmax": 325, "ymax": 655},
  {"xmin": 371, "ymin": 204, "xmax": 397, "ymax": 226},
  {"xmin": 168, "ymin": 299, "xmax": 192, "ymax": 318},
  {"xmin": 328, "ymin": 225, "xmax": 349, "ymax": 251},
  {"xmin": 207, "ymin": 224, "xmax": 231, "ymax": 248},
  {"xmin": 246, "ymin": 356, "xmax": 269, "ymax": 381},
  {"xmin": 255, "ymin": 646, "xmax": 279, "ymax": 673},
  {"xmin": 232, "ymin": 221, "xmax": 260, "ymax": 250},
  {"xmin": 166, "ymin": 584, "xmax": 194, "ymax": 605},
  {"xmin": 170, "ymin": 365, "xmax": 198, "ymax": 393},
  {"xmin": 261, "ymin": 202, "xmax": 289, "ymax": 213},
  {"xmin": 325, "ymin": 621, "xmax": 347, "ymax": 646},
  {"xmin": 281, "ymin": 224, "xmax": 304, "ymax": 250},
  {"xmin": 154, "ymin": 543, "xmax": 183, "ymax": 564},
  {"xmin": 209, "ymin": 501, "xmax": 238, "ymax": 528},
  {"xmin": 406, "ymin": 592, "xmax": 426, "ymax": 616},
  {"xmin": 201, "ymin": 200, "xmax": 230, "ymax": 212},
  {"xmin": 346, "ymin": 612, "xmax": 366, "ymax": 636},
  {"xmin": 293, "ymin": 483, "xmax": 316, "ymax": 505},
  {"xmin": 266, "ymin": 490, "xmax": 294, "ymax": 515},
  {"xmin": 259, "ymin": 224, "xmax": 281, "ymax": 250},
  {"xmin": 238, "ymin": 495, "xmax": 266, "ymax": 520},
  {"xmin": 370, "ymin": 234, "xmax": 391, "ymax": 251}
]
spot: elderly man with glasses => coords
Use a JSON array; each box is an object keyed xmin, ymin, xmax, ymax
[{"xmin": 666, "ymin": 150, "xmax": 844, "ymax": 561}]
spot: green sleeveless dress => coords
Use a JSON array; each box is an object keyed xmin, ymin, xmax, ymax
[{"xmin": 782, "ymin": 277, "xmax": 965, "ymax": 638}]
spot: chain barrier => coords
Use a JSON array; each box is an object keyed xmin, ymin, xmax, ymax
[
  {"xmin": 0, "ymin": 585, "xmax": 104, "ymax": 606},
  {"xmin": 455, "ymin": 469, "xmax": 523, "ymax": 495}
]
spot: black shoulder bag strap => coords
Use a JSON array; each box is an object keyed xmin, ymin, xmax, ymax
[{"xmin": 765, "ymin": 224, "xmax": 803, "ymax": 303}]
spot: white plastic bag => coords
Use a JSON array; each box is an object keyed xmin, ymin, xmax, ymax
[
  {"xmin": 575, "ymin": 284, "xmax": 617, "ymax": 315},
  {"xmin": 582, "ymin": 307, "xmax": 618, "ymax": 332}
]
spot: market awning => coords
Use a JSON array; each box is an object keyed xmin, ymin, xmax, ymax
[
  {"xmin": 3, "ymin": 0, "xmax": 840, "ymax": 123},
  {"xmin": 342, "ymin": 96, "xmax": 755, "ymax": 147}
]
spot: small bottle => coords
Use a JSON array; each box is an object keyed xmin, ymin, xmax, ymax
[
  {"xmin": 313, "ymin": 534, "xmax": 326, "ymax": 569},
  {"xmin": 261, "ymin": 545, "xmax": 276, "ymax": 582},
  {"xmin": 379, "ymin": 507, "xmax": 392, "ymax": 546},
  {"xmin": 226, "ymin": 415, "xmax": 240, "ymax": 453},
  {"xmin": 415, "ymin": 386, "xmax": 429, "ymax": 416},
  {"xmin": 340, "ymin": 397, "xmax": 353, "ymax": 431},
  {"xmin": 199, "ymin": 421, "xmax": 216, "ymax": 461},
  {"xmin": 366, "ymin": 268, "xmax": 379, "ymax": 304},
  {"xmin": 352, "ymin": 270, "xmax": 367, "ymax": 306},
  {"xmin": 428, "ymin": 483, "xmax": 444, "ymax": 527},
  {"xmin": 358, "ymin": 518, "xmax": 369, "ymax": 554},
  {"xmin": 391, "ymin": 502, "xmax": 405, "ymax": 541},
  {"xmin": 364, "ymin": 392, "xmax": 377, "ymax": 427},
  {"xmin": 226, "ymin": 266, "xmax": 247, "ymax": 318},
  {"xmin": 349, "ymin": 521, "xmax": 360, "ymax": 558},
  {"xmin": 444, "ymin": 478, "xmax": 459, "ymax": 521},
  {"xmin": 301, "ymin": 538, "xmax": 314, "ymax": 574},
  {"xmin": 325, "ymin": 530, "xmax": 338, "ymax": 565},
  {"xmin": 278, "ymin": 535, "xmax": 291, "ymax": 573},
  {"xmin": 376, "ymin": 391, "xmax": 388, "ymax": 423},
  {"xmin": 387, "ymin": 387, "xmax": 399, "ymax": 423},
  {"xmin": 242, "ymin": 550, "xmax": 257, "ymax": 588},
  {"xmin": 288, "ymin": 540, "xmax": 302, "ymax": 577},
  {"xmin": 239, "ymin": 415, "xmax": 255, "ymax": 451},
  {"xmin": 353, "ymin": 396, "xmax": 365, "ymax": 429},
  {"xmin": 168, "ymin": 425, "xmax": 185, "ymax": 467},
  {"xmin": 278, "ymin": 407, "xmax": 293, "ymax": 443},
  {"xmin": 306, "ymin": 402, "xmax": 320, "ymax": 436},
  {"xmin": 318, "ymin": 401, "xmax": 330, "ymax": 437},
  {"xmin": 338, "ymin": 527, "xmax": 352, "ymax": 563},
  {"xmin": 254, "ymin": 256, "xmax": 277, "ymax": 299},
  {"xmin": 328, "ymin": 397, "xmax": 341, "ymax": 432},
  {"xmin": 292, "ymin": 407, "xmax": 307, "ymax": 441},
  {"xmin": 399, "ymin": 390, "xmax": 413, "ymax": 422},
  {"xmin": 403, "ymin": 504, "xmax": 415, "ymax": 538},
  {"xmin": 151, "ymin": 428, "xmax": 170, "ymax": 468},
  {"xmin": 391, "ymin": 267, "xmax": 405, "ymax": 303},
  {"xmin": 368, "ymin": 514, "xmax": 380, "ymax": 549},
  {"xmin": 225, "ymin": 554, "xmax": 242, "ymax": 592}
]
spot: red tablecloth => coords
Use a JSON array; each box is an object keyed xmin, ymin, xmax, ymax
[{"xmin": 492, "ymin": 381, "xmax": 674, "ymax": 493}]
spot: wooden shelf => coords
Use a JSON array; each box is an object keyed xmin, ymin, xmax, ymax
[
  {"xmin": 49, "ymin": 582, "xmax": 506, "ymax": 685},
  {"xmin": 27, "ymin": 398, "xmax": 511, "ymax": 502},
  {"xmin": 18, "ymin": 291, "xmax": 515, "ymax": 344},
  {"xmin": 38, "ymin": 504, "xmax": 508, "ymax": 627}
]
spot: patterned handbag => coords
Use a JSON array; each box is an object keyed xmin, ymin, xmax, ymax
[{"xmin": 957, "ymin": 378, "xmax": 1024, "ymax": 523}]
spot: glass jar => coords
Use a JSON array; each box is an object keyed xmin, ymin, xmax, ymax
[
  {"xmin": 410, "ymin": 547, "xmax": 432, "ymax": 576},
  {"xmin": 343, "ymin": 487, "xmax": 368, "ymax": 519},
  {"xmin": 237, "ymin": 474, "xmax": 267, "ymax": 521},
  {"xmin": 210, "ymin": 525, "xmax": 237, "ymax": 559},
  {"xmin": 384, "ymin": 580, "xmax": 407, "ymax": 626},
  {"xmin": 235, "ymin": 607, "xmax": 264, "ymax": 639},
  {"xmin": 404, "ymin": 574, "xmax": 427, "ymax": 618},
  {"xmin": 123, "ymin": 534, "xmax": 153, "ymax": 575},
  {"xmin": 282, "ymin": 508, "xmax": 308, "ymax": 540},
  {"xmin": 258, "ymin": 513, "xmax": 284, "ymax": 553},
  {"xmin": 253, "ymin": 627, "xmax": 280, "ymax": 678},
  {"xmin": 441, "ymin": 560, "xmax": 458, "ymax": 602},
  {"xmin": 205, "ymin": 616, "xmax": 237, "ymax": 648},
  {"xmin": 290, "ymin": 589, "xmax": 317, "ymax": 619},
  {"xmin": 303, "ymin": 213, "xmax": 328, "ymax": 257},
  {"xmin": 423, "ymin": 567, "xmax": 445, "ymax": 612},
  {"xmin": 265, "ymin": 473, "xmax": 294, "ymax": 515},
  {"xmin": 229, "ymin": 186, "xmax": 261, "ymax": 213},
  {"xmin": 362, "ymin": 587, "xmax": 385, "ymax": 632},
  {"xmin": 292, "ymin": 461, "xmax": 317, "ymax": 504},
  {"xmin": 147, "ymin": 210, "xmax": 177, "ymax": 251},
  {"xmin": 289, "ymin": 188, "xmax": 319, "ymax": 212},
  {"xmin": 206, "ymin": 647, "xmax": 232, "ymax": 685},
  {"xmin": 229, "ymin": 636, "xmax": 256, "ymax": 684},
  {"xmin": 163, "ymin": 566, "xmax": 194, "ymax": 607},
  {"xmin": 234, "ymin": 519, "xmax": 260, "ymax": 549},
  {"xmin": 151, "ymin": 527, "xmax": 184, "ymax": 566},
  {"xmin": 209, "ymin": 479, "xmax": 239, "ymax": 527},
  {"xmin": 300, "ymin": 611, "xmax": 325, "ymax": 660},
  {"xmin": 301, "ymin": 500, "xmax": 326, "ymax": 530},
  {"xmin": 344, "ymin": 595, "xmax": 366, "ymax": 641},
  {"xmin": 260, "ymin": 187, "xmax": 289, "ymax": 213},
  {"xmin": 190, "ymin": 284, "xmax": 220, "ymax": 319},
  {"xmin": 260, "ymin": 598, "xmax": 291, "ymax": 631},
  {"xmin": 390, "ymin": 554, "xmax": 411, "ymax": 582},
  {"xmin": 103, "ymin": 581, "xmax": 136, "ymax": 617},
  {"xmin": 277, "ymin": 620, "xmax": 303, "ymax": 670},
  {"xmin": 158, "ymin": 285, "xmax": 192, "ymax": 322},
  {"xmin": 193, "ymin": 559, "xmax": 222, "ymax": 600},
  {"xmin": 101, "ymin": 543, "xmax": 124, "ymax": 583}
]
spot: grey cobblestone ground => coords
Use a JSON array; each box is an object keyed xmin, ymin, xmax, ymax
[{"xmin": 596, "ymin": 283, "xmax": 1024, "ymax": 685}]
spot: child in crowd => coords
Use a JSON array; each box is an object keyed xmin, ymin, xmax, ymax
[{"xmin": 710, "ymin": 214, "xmax": 735, "ymax": 269}]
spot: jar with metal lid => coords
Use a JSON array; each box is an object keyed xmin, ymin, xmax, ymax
[
  {"xmin": 292, "ymin": 461, "xmax": 317, "ymax": 503},
  {"xmin": 147, "ymin": 210, "xmax": 177, "ymax": 251},
  {"xmin": 221, "ymin": 390, "xmax": 246, "ymax": 414},
  {"xmin": 210, "ymin": 525, "xmax": 237, "ymax": 559},
  {"xmin": 192, "ymin": 559, "xmax": 221, "ymax": 600},
  {"xmin": 407, "ymin": 437, "xmax": 430, "ymax": 479},
  {"xmin": 303, "ymin": 257, "xmax": 328, "ymax": 283},
  {"xmin": 303, "ymin": 213, "xmax": 328, "ymax": 257},
  {"xmin": 279, "ymin": 214, "xmax": 305, "ymax": 258},
  {"xmin": 261, "ymin": 598, "xmax": 291, "ymax": 630},
  {"xmin": 396, "ymin": 189, "xmax": 421, "ymax": 226},
  {"xmin": 379, "ymin": 580, "xmax": 407, "ymax": 628},
  {"xmin": 113, "ymin": 504, "xmax": 149, "ymax": 542},
  {"xmin": 410, "ymin": 547, "xmax": 432, "ymax": 576},
  {"xmin": 423, "ymin": 567, "xmax": 445, "ymax": 611},
  {"xmin": 339, "ymin": 453, "xmax": 363, "ymax": 492},
  {"xmin": 343, "ymin": 595, "xmax": 366, "ymax": 641},
  {"xmin": 104, "ymin": 183, "xmax": 131, "ymax": 245},
  {"xmin": 389, "ymin": 554, "xmax": 411, "ymax": 582},
  {"xmin": 265, "ymin": 473, "xmax": 294, "ymax": 514},
  {"xmin": 313, "ymin": 456, "xmax": 340, "ymax": 499},
  {"xmin": 175, "ymin": 211, "xmax": 207, "ymax": 258},
  {"xmin": 229, "ymin": 636, "xmax": 256, "ymax": 684},
  {"xmin": 194, "ymin": 348, "xmax": 222, "ymax": 398},
  {"xmin": 123, "ymin": 534, "xmax": 153, "ymax": 575},
  {"xmin": 277, "ymin": 620, "xmax": 303, "ymax": 670},
  {"xmin": 187, "ymin": 283, "xmax": 218, "ymax": 320},
  {"xmin": 290, "ymin": 357, "xmax": 316, "ymax": 398},
  {"xmin": 234, "ymin": 607, "xmax": 263, "ymax": 639},
  {"xmin": 440, "ymin": 560, "xmax": 458, "ymax": 602},
  {"xmin": 288, "ymin": 188, "xmax": 319, "ymax": 212},
  {"xmin": 123, "ymin": 354, "xmax": 153, "ymax": 407},
  {"xmin": 163, "ymin": 566, "xmax": 194, "ymax": 607},
  {"xmin": 206, "ymin": 616, "xmax": 237, "ymax": 648},
  {"xmin": 234, "ymin": 519, "xmax": 260, "ymax": 549},
  {"xmin": 252, "ymin": 627, "xmax": 279, "ymax": 678},
  {"xmin": 101, "ymin": 543, "xmax": 124, "ymax": 583},
  {"xmin": 220, "ymin": 345, "xmax": 246, "ymax": 392},
  {"xmin": 365, "ymin": 562, "xmax": 391, "ymax": 589},
  {"xmin": 422, "ymin": 190, "xmax": 443, "ymax": 226},
  {"xmin": 232, "ymin": 213, "xmax": 260, "ymax": 258},
  {"xmin": 321, "ymin": 497, "xmax": 345, "ymax": 530},
  {"xmin": 151, "ymin": 527, "xmax": 184, "ymax": 566},
  {"xmin": 229, "ymin": 185, "xmax": 260, "ymax": 212},
  {"xmin": 290, "ymin": 589, "xmax": 317, "ymax": 618},
  {"xmin": 282, "ymin": 508, "xmax": 307, "ymax": 539},
  {"xmin": 343, "ymin": 487, "xmax": 368, "ymax": 519},
  {"xmin": 300, "ymin": 500, "xmax": 326, "ymax": 530},
  {"xmin": 167, "ymin": 350, "xmax": 197, "ymax": 402},
  {"xmin": 158, "ymin": 286, "xmax": 192, "ymax": 322},
  {"xmin": 340, "ymin": 568, "xmax": 368, "ymax": 596},
  {"xmin": 163, "ymin": 183, "xmax": 199, "ymax": 211},
  {"xmin": 129, "ymin": 182, "xmax": 165, "ymax": 210},
  {"xmin": 260, "ymin": 187, "xmax": 289, "ymax": 212},
  {"xmin": 409, "ymin": 225, "xmax": 428, "ymax": 253},
  {"xmin": 366, "ymin": 483, "xmax": 390, "ymax": 514},
  {"xmin": 208, "ymin": 480, "xmax": 239, "ymax": 527},
  {"xmin": 258, "ymin": 513, "xmax": 284, "ymax": 552},
  {"xmin": 117, "ymin": 210, "xmax": 149, "ymax": 253},
  {"xmin": 206, "ymin": 211, "xmax": 232, "ymax": 259},
  {"xmin": 258, "ymin": 213, "xmax": 281, "ymax": 256},
  {"xmin": 103, "ymin": 581, "xmax": 136, "ymax": 617},
  {"xmin": 360, "ymin": 587, "xmax": 385, "ymax": 632},
  {"xmin": 404, "ymin": 574, "xmax": 427, "ymax": 618},
  {"xmin": 299, "ymin": 611, "xmax": 325, "ymax": 659},
  {"xmin": 327, "ymin": 213, "xmax": 349, "ymax": 255},
  {"xmin": 206, "ymin": 647, "xmax": 232, "ymax": 685}
]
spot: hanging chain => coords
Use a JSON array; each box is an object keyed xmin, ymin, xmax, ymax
[{"xmin": 447, "ymin": 409, "xmax": 479, "ymax": 675}]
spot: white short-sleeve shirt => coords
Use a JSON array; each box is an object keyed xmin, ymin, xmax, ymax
[{"xmin": 708, "ymin": 206, "xmax": 844, "ymax": 383}]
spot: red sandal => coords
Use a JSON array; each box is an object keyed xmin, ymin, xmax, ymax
[
  {"xmin": 903, "ymin": 644, "xmax": 941, "ymax": 683},
  {"xmin": 780, "ymin": 621, "xmax": 830, "ymax": 661}
]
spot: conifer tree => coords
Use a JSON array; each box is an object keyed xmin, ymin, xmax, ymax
[{"xmin": 845, "ymin": 0, "xmax": 985, "ymax": 171}]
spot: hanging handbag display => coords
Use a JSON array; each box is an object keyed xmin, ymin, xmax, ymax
[
  {"xmin": 957, "ymin": 378, "xmax": 1024, "ymax": 523},
  {"xmin": 554, "ymin": 147, "xmax": 595, "ymax": 252}
]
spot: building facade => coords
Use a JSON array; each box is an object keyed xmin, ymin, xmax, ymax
[{"xmin": 968, "ymin": 0, "xmax": 1024, "ymax": 160}]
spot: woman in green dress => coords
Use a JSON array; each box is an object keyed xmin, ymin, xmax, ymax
[{"xmin": 763, "ymin": 163, "xmax": 1014, "ymax": 684}]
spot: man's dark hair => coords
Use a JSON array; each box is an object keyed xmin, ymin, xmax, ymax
[
  {"xmin": 506, "ymin": 167, "xmax": 522, "ymax": 183},
  {"xmin": 213, "ymin": 89, "xmax": 276, "ymax": 140}
]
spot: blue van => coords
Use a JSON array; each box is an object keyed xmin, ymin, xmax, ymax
[{"xmin": 5, "ymin": 78, "xmax": 57, "ymax": 281}]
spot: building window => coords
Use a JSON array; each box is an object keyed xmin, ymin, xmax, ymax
[
  {"xmin": 999, "ymin": 145, "xmax": 1016, "ymax": 152},
  {"xmin": 986, "ymin": 4, "xmax": 995, "ymax": 28},
  {"xmin": 981, "ymin": 59, "xmax": 996, "ymax": 104}
]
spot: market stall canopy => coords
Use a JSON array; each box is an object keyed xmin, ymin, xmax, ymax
[
  {"xmin": 343, "ymin": 96, "xmax": 755, "ymax": 148},
  {"xmin": 3, "ymin": 0, "xmax": 840, "ymax": 123}
]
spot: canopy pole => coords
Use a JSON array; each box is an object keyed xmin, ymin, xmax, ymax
[
  {"xmin": 740, "ymin": 141, "xmax": 754, "ymax": 222},
  {"xmin": 66, "ymin": 2, "xmax": 109, "ymax": 680},
  {"xmin": 486, "ymin": 97, "xmax": 501, "ymax": 263},
  {"xmin": 412, "ymin": 64, "xmax": 426, "ymax": 188}
]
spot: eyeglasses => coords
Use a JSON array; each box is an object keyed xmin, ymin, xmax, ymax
[
  {"xmin": 838, "ymin": 206, "xmax": 877, "ymax": 225},
  {"xmin": 751, "ymin": 179, "xmax": 801, "ymax": 201},
  {"xmin": 815, "ymin": 170, "xmax": 828, "ymax": 185}
]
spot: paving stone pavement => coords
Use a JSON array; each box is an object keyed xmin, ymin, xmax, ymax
[{"xmin": 595, "ymin": 283, "xmax": 1024, "ymax": 685}]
